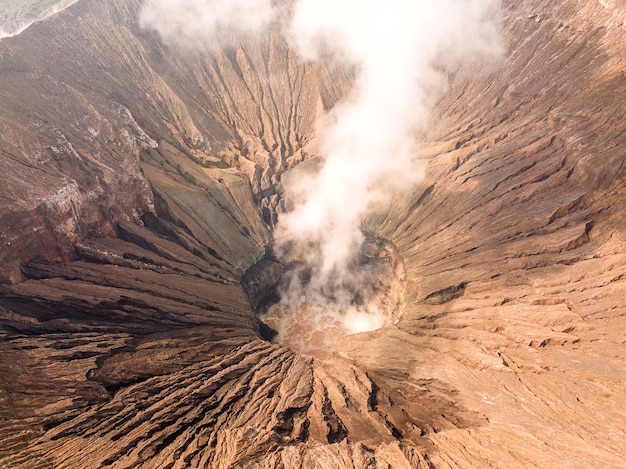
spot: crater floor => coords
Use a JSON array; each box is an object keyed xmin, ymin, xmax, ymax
[{"xmin": 245, "ymin": 234, "xmax": 407, "ymax": 353}]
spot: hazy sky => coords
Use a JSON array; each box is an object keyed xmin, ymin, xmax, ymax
[{"xmin": 0, "ymin": 0, "xmax": 78, "ymax": 38}]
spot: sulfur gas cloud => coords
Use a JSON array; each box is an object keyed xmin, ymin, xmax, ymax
[{"xmin": 139, "ymin": 0, "xmax": 503, "ymax": 350}]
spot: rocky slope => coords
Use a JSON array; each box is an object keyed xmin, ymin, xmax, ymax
[{"xmin": 0, "ymin": 0, "xmax": 625, "ymax": 467}]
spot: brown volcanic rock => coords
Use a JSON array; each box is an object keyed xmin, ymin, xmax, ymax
[
  {"xmin": 0, "ymin": 0, "xmax": 625, "ymax": 468},
  {"xmin": 0, "ymin": 0, "xmax": 344, "ymax": 283}
]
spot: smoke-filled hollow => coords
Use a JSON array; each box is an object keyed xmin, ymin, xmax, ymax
[
  {"xmin": 243, "ymin": 234, "xmax": 407, "ymax": 352},
  {"xmin": 139, "ymin": 0, "xmax": 505, "ymax": 347}
]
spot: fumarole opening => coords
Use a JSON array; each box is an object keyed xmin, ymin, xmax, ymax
[{"xmin": 243, "ymin": 234, "xmax": 407, "ymax": 354}]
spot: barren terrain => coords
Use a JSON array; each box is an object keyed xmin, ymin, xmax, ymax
[{"xmin": 0, "ymin": 0, "xmax": 624, "ymax": 467}]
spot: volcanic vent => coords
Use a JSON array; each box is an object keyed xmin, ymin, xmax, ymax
[
  {"xmin": 244, "ymin": 234, "xmax": 407, "ymax": 352},
  {"xmin": 0, "ymin": 0, "xmax": 625, "ymax": 468}
]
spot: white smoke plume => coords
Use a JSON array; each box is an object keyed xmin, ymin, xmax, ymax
[
  {"xmin": 139, "ymin": 0, "xmax": 503, "ymax": 349},
  {"xmin": 281, "ymin": 0, "xmax": 502, "ymax": 268},
  {"xmin": 139, "ymin": 0, "xmax": 276, "ymax": 46}
]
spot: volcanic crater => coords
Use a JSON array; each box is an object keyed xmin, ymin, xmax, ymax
[
  {"xmin": 244, "ymin": 234, "xmax": 407, "ymax": 353},
  {"xmin": 0, "ymin": 0, "xmax": 625, "ymax": 468}
]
